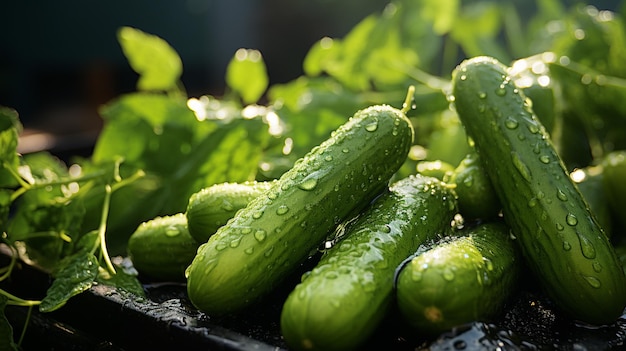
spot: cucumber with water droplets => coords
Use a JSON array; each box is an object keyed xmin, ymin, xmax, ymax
[
  {"xmin": 128, "ymin": 213, "xmax": 199, "ymax": 281},
  {"xmin": 186, "ymin": 181, "xmax": 275, "ymax": 243},
  {"xmin": 395, "ymin": 221, "xmax": 520, "ymax": 334},
  {"xmin": 449, "ymin": 151, "xmax": 501, "ymax": 221},
  {"xmin": 280, "ymin": 174, "xmax": 457, "ymax": 351},
  {"xmin": 452, "ymin": 56, "xmax": 626, "ymax": 325},
  {"xmin": 186, "ymin": 104, "xmax": 414, "ymax": 316}
]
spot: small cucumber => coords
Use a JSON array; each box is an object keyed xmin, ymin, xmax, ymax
[
  {"xmin": 452, "ymin": 56, "xmax": 626, "ymax": 324},
  {"xmin": 601, "ymin": 150, "xmax": 626, "ymax": 232},
  {"xmin": 395, "ymin": 221, "xmax": 520, "ymax": 334},
  {"xmin": 186, "ymin": 105, "xmax": 414, "ymax": 316},
  {"xmin": 127, "ymin": 213, "xmax": 199, "ymax": 282},
  {"xmin": 449, "ymin": 152, "xmax": 501, "ymax": 221},
  {"xmin": 570, "ymin": 165, "xmax": 613, "ymax": 238},
  {"xmin": 186, "ymin": 181, "xmax": 275, "ymax": 243},
  {"xmin": 280, "ymin": 174, "xmax": 458, "ymax": 351}
]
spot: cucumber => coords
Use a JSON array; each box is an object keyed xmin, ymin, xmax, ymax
[
  {"xmin": 127, "ymin": 213, "xmax": 199, "ymax": 282},
  {"xmin": 570, "ymin": 165, "xmax": 613, "ymax": 238},
  {"xmin": 395, "ymin": 221, "xmax": 520, "ymax": 334},
  {"xmin": 280, "ymin": 174, "xmax": 458, "ymax": 351},
  {"xmin": 449, "ymin": 151, "xmax": 501, "ymax": 221},
  {"xmin": 601, "ymin": 150, "xmax": 626, "ymax": 233},
  {"xmin": 186, "ymin": 181, "xmax": 275, "ymax": 243},
  {"xmin": 452, "ymin": 56, "xmax": 626, "ymax": 325},
  {"xmin": 186, "ymin": 104, "xmax": 414, "ymax": 315}
]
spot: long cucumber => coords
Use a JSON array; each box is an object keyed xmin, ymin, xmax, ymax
[
  {"xmin": 186, "ymin": 104, "xmax": 414, "ymax": 316},
  {"xmin": 451, "ymin": 56, "xmax": 626, "ymax": 325},
  {"xmin": 280, "ymin": 174, "xmax": 457, "ymax": 351}
]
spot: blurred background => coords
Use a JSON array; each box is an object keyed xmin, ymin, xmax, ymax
[
  {"xmin": 0, "ymin": 0, "xmax": 621, "ymax": 154},
  {"xmin": 0, "ymin": 1, "xmax": 387, "ymax": 137}
]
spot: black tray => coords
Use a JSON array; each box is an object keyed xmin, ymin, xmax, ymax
[{"xmin": 4, "ymin": 253, "xmax": 626, "ymax": 351}]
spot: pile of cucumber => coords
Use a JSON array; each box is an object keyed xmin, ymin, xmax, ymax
[{"xmin": 127, "ymin": 57, "xmax": 626, "ymax": 350}]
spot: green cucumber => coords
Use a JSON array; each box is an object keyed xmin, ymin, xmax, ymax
[
  {"xmin": 186, "ymin": 181, "xmax": 275, "ymax": 243},
  {"xmin": 569, "ymin": 165, "xmax": 613, "ymax": 238},
  {"xmin": 186, "ymin": 104, "xmax": 414, "ymax": 315},
  {"xmin": 395, "ymin": 221, "xmax": 520, "ymax": 334},
  {"xmin": 449, "ymin": 151, "xmax": 501, "ymax": 221},
  {"xmin": 601, "ymin": 150, "xmax": 626, "ymax": 233},
  {"xmin": 280, "ymin": 174, "xmax": 457, "ymax": 351},
  {"xmin": 127, "ymin": 213, "xmax": 199, "ymax": 282},
  {"xmin": 452, "ymin": 56, "xmax": 626, "ymax": 325}
]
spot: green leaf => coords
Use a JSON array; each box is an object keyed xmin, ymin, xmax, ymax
[
  {"xmin": 117, "ymin": 26, "xmax": 183, "ymax": 91},
  {"xmin": 39, "ymin": 253, "xmax": 99, "ymax": 312},
  {"xmin": 420, "ymin": 0, "xmax": 459, "ymax": 35},
  {"xmin": 96, "ymin": 265, "xmax": 145, "ymax": 298},
  {"xmin": 0, "ymin": 295, "xmax": 18, "ymax": 351},
  {"xmin": 225, "ymin": 49, "xmax": 269, "ymax": 104},
  {"xmin": 0, "ymin": 107, "xmax": 21, "ymax": 188}
]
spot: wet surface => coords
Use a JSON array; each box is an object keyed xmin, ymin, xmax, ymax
[{"xmin": 4, "ymin": 255, "xmax": 626, "ymax": 350}]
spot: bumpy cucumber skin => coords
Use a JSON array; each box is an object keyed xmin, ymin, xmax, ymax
[
  {"xmin": 449, "ymin": 152, "xmax": 501, "ymax": 221},
  {"xmin": 128, "ymin": 213, "xmax": 199, "ymax": 282},
  {"xmin": 280, "ymin": 174, "xmax": 457, "ymax": 351},
  {"xmin": 396, "ymin": 221, "xmax": 519, "ymax": 334},
  {"xmin": 186, "ymin": 105, "xmax": 414, "ymax": 316},
  {"xmin": 452, "ymin": 56, "xmax": 626, "ymax": 325},
  {"xmin": 186, "ymin": 181, "xmax": 275, "ymax": 243}
]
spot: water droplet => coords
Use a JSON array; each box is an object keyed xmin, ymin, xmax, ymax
[
  {"xmin": 244, "ymin": 247, "xmax": 254, "ymax": 255},
  {"xmin": 215, "ymin": 242, "xmax": 227, "ymax": 251},
  {"xmin": 539, "ymin": 155, "xmax": 550, "ymax": 164},
  {"xmin": 592, "ymin": 262, "xmax": 603, "ymax": 272},
  {"xmin": 365, "ymin": 121, "xmax": 378, "ymax": 132},
  {"xmin": 527, "ymin": 123, "xmax": 540, "ymax": 134},
  {"xmin": 460, "ymin": 74, "xmax": 467, "ymax": 81},
  {"xmin": 583, "ymin": 276, "xmax": 601, "ymax": 288},
  {"xmin": 380, "ymin": 225, "xmax": 391, "ymax": 233},
  {"xmin": 528, "ymin": 198, "xmax": 538, "ymax": 208},
  {"xmin": 221, "ymin": 202, "xmax": 234, "ymax": 211},
  {"xmin": 563, "ymin": 241, "xmax": 571, "ymax": 251},
  {"xmin": 512, "ymin": 152, "xmax": 532, "ymax": 182},
  {"xmin": 462, "ymin": 175, "xmax": 474, "ymax": 187},
  {"xmin": 252, "ymin": 210, "xmax": 264, "ymax": 219},
  {"xmin": 478, "ymin": 91, "xmax": 487, "ymax": 99},
  {"xmin": 326, "ymin": 272, "xmax": 338, "ymax": 280},
  {"xmin": 230, "ymin": 237, "xmax": 241, "ymax": 248},
  {"xmin": 577, "ymin": 233, "xmax": 596, "ymax": 259},
  {"xmin": 411, "ymin": 270, "xmax": 423, "ymax": 282},
  {"xmin": 342, "ymin": 148, "xmax": 350, "ymax": 153},
  {"xmin": 276, "ymin": 205, "xmax": 289, "ymax": 215},
  {"xmin": 264, "ymin": 246, "xmax": 274, "ymax": 257},
  {"xmin": 443, "ymin": 268, "xmax": 455, "ymax": 281},
  {"xmin": 556, "ymin": 223, "xmax": 565, "ymax": 231},
  {"xmin": 298, "ymin": 177, "xmax": 318, "ymax": 191},
  {"xmin": 477, "ymin": 103, "xmax": 486, "ymax": 112},
  {"xmin": 484, "ymin": 258, "xmax": 494, "ymax": 271},
  {"xmin": 505, "ymin": 117, "xmax": 519, "ymax": 129},
  {"xmin": 556, "ymin": 189, "xmax": 568, "ymax": 201},
  {"xmin": 165, "ymin": 227, "xmax": 180, "ymax": 237},
  {"xmin": 566, "ymin": 213, "xmax": 578, "ymax": 226},
  {"xmin": 495, "ymin": 86, "xmax": 507, "ymax": 96},
  {"xmin": 324, "ymin": 155, "xmax": 333, "ymax": 162},
  {"xmin": 254, "ymin": 229, "xmax": 267, "ymax": 242}
]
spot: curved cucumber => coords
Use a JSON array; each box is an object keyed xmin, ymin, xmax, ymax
[
  {"xmin": 186, "ymin": 181, "xmax": 275, "ymax": 243},
  {"xmin": 395, "ymin": 221, "xmax": 519, "ymax": 334},
  {"xmin": 128, "ymin": 213, "xmax": 199, "ymax": 281},
  {"xmin": 452, "ymin": 56, "xmax": 626, "ymax": 324},
  {"xmin": 186, "ymin": 105, "xmax": 414, "ymax": 315},
  {"xmin": 280, "ymin": 174, "xmax": 457, "ymax": 351}
]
